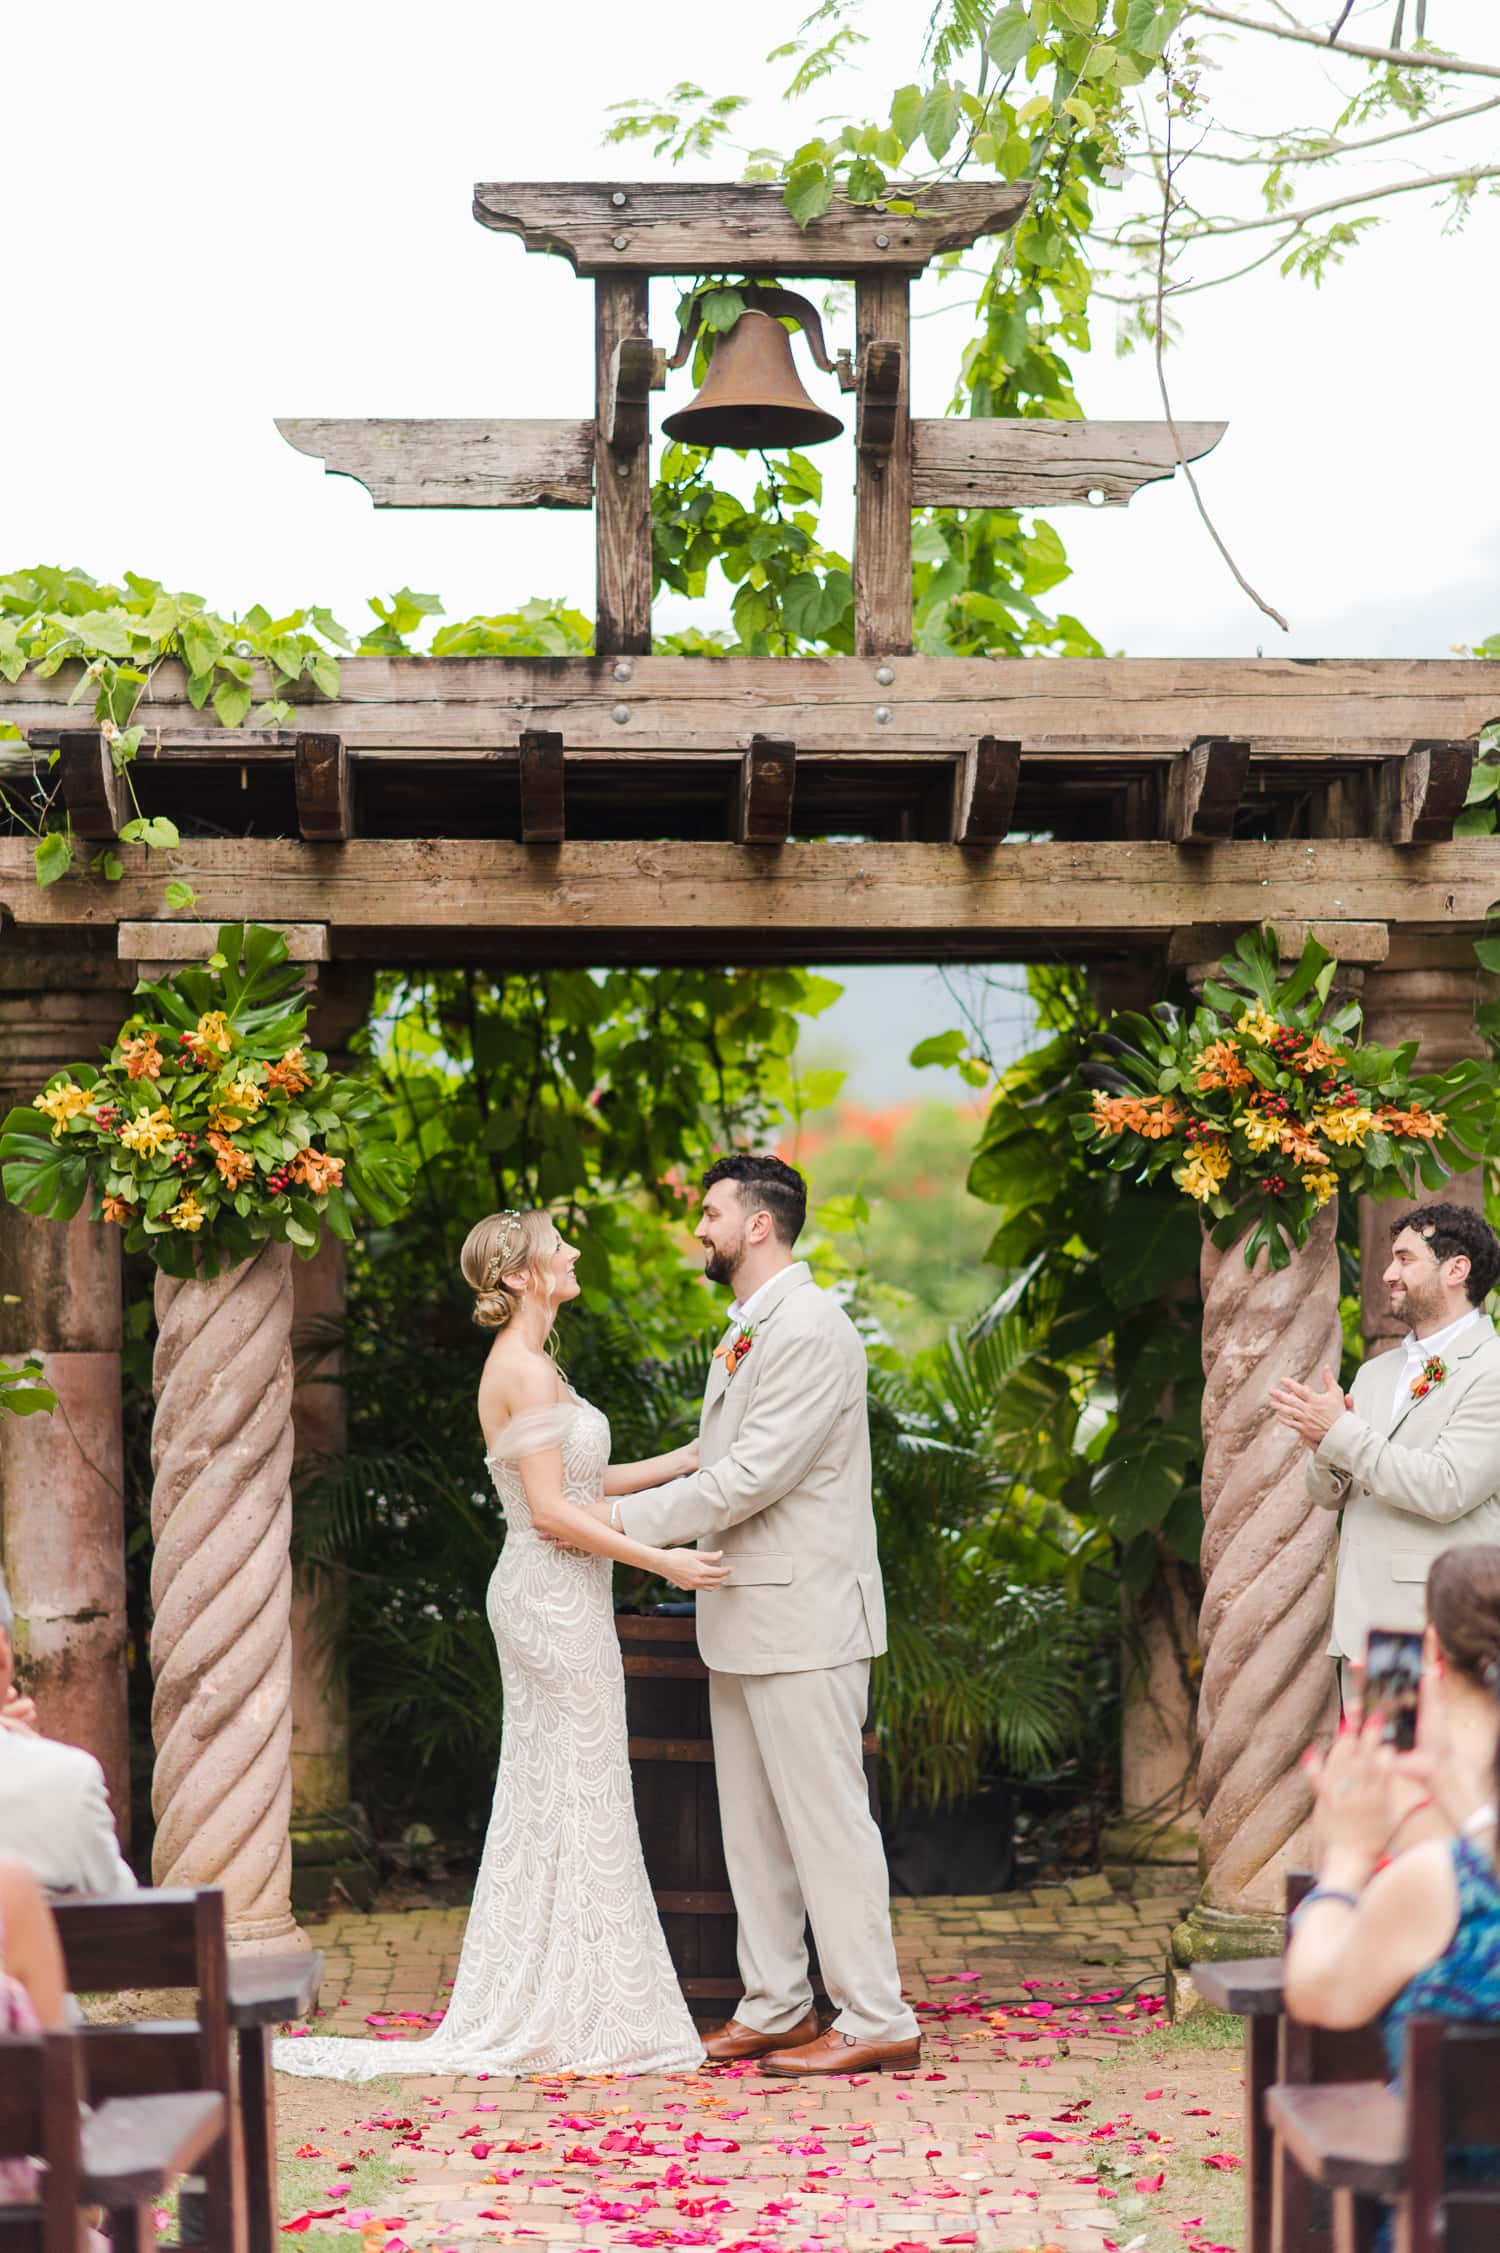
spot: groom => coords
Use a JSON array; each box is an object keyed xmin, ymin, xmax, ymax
[{"xmin": 604, "ymin": 1153, "xmax": 920, "ymax": 2074}]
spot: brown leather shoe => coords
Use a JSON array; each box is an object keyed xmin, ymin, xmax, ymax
[
  {"xmin": 702, "ymin": 2008, "xmax": 821, "ymax": 2064},
  {"xmin": 759, "ymin": 2027, "xmax": 921, "ymax": 2076}
]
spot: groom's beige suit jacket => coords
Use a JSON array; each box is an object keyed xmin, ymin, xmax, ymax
[
  {"xmin": 617, "ymin": 1263, "xmax": 887, "ymax": 1674},
  {"xmin": 1308, "ymin": 1313, "xmax": 1500, "ymax": 1658}
]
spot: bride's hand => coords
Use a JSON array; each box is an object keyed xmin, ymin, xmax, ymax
[{"xmin": 656, "ymin": 1547, "xmax": 731, "ymax": 1592}]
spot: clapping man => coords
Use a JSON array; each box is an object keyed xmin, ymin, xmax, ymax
[
  {"xmin": 0, "ymin": 1566, "xmax": 135, "ymax": 1894},
  {"xmin": 1270, "ymin": 1203, "xmax": 1500, "ymax": 1698}
]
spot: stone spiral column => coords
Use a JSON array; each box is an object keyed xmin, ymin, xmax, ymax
[
  {"xmin": 150, "ymin": 1240, "xmax": 305, "ymax": 1951},
  {"xmin": 1184, "ymin": 1202, "xmax": 1341, "ymax": 1950}
]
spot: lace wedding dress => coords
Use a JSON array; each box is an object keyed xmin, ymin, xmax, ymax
[{"xmin": 273, "ymin": 1394, "xmax": 705, "ymax": 2080}]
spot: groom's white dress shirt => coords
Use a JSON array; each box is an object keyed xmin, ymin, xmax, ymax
[
  {"xmin": 0, "ymin": 1725, "xmax": 137, "ymax": 1895},
  {"xmin": 1308, "ymin": 1309, "xmax": 1500, "ymax": 1659}
]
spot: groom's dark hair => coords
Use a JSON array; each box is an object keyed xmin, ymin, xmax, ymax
[
  {"xmin": 702, "ymin": 1153, "xmax": 807, "ymax": 1246},
  {"xmin": 1400, "ymin": 1203, "xmax": 1500, "ymax": 1304}
]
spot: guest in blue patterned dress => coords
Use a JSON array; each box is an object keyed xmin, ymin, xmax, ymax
[{"xmin": 1285, "ymin": 1546, "xmax": 1500, "ymax": 2246}]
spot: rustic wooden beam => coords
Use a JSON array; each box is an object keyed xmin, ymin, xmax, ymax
[
  {"xmin": 26, "ymin": 728, "xmax": 125, "ymax": 840},
  {"xmin": 5, "ymin": 658, "xmax": 1498, "ymax": 757},
  {"xmin": 1379, "ymin": 739, "xmax": 1476, "ymax": 844},
  {"xmin": 604, "ymin": 339, "xmax": 665, "ymax": 454},
  {"xmin": 736, "ymin": 736, "xmax": 796, "ymax": 845},
  {"xmin": 518, "ymin": 730, "xmax": 566, "ymax": 842},
  {"xmin": 293, "ymin": 733, "xmax": 352, "ymax": 842},
  {"xmin": 595, "ymin": 276, "xmax": 653, "ymax": 656},
  {"xmin": 911, "ymin": 419, "xmax": 1228, "ymax": 509},
  {"xmin": 1164, "ymin": 738, "xmax": 1250, "ymax": 844},
  {"xmin": 471, "ymin": 181, "xmax": 1031, "ymax": 278},
  {"xmin": 1168, "ymin": 921, "xmax": 1390, "ymax": 967},
  {"xmin": 854, "ymin": 276, "xmax": 912, "ymax": 657},
  {"xmin": 950, "ymin": 737, "xmax": 1020, "ymax": 845},
  {"xmin": 856, "ymin": 340, "xmax": 903, "ymax": 458},
  {"xmin": 274, "ymin": 419, "xmax": 594, "ymax": 509},
  {"xmin": 8, "ymin": 840, "xmax": 1500, "ymax": 951}
]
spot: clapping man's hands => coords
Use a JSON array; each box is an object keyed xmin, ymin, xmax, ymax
[
  {"xmin": 0, "ymin": 1687, "xmax": 38, "ymax": 1737},
  {"xmin": 1269, "ymin": 1363, "xmax": 1354, "ymax": 1449}
]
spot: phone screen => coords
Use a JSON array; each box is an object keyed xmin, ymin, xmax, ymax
[{"xmin": 1362, "ymin": 1627, "xmax": 1424, "ymax": 1753}]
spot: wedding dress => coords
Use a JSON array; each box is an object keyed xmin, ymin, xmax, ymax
[{"xmin": 273, "ymin": 1394, "xmax": 705, "ymax": 2079}]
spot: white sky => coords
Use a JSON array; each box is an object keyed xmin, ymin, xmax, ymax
[{"xmin": 5, "ymin": 0, "xmax": 1496, "ymax": 1096}]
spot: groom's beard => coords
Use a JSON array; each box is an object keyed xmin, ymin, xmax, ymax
[{"xmin": 703, "ymin": 1243, "xmax": 743, "ymax": 1288}]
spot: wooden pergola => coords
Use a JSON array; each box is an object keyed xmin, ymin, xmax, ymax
[{"xmin": 2, "ymin": 177, "xmax": 1499, "ymax": 1958}]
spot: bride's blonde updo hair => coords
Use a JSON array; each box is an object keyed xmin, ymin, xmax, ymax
[{"xmin": 460, "ymin": 1209, "xmax": 559, "ymax": 1332}]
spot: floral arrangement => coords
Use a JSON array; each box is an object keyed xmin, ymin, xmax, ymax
[
  {"xmin": 1411, "ymin": 1354, "xmax": 1448, "ymax": 1403},
  {"xmin": 0, "ymin": 922, "xmax": 411, "ymax": 1277},
  {"xmin": 713, "ymin": 1323, "xmax": 756, "ymax": 1381},
  {"xmin": 1077, "ymin": 927, "xmax": 1497, "ymax": 1269}
]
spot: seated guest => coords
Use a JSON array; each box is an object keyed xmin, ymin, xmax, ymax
[
  {"xmin": 1271, "ymin": 1203, "xmax": 1500, "ymax": 1704},
  {"xmin": 0, "ymin": 1568, "xmax": 135, "ymax": 1895},
  {"xmin": 0, "ymin": 1852, "xmax": 68, "ymax": 2201},
  {"xmin": 1286, "ymin": 1545, "xmax": 1500, "ymax": 2040}
]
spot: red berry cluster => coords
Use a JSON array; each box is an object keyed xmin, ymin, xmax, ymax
[
  {"xmin": 1184, "ymin": 1118, "xmax": 1214, "ymax": 1142},
  {"xmin": 1268, "ymin": 1029, "xmax": 1306, "ymax": 1062},
  {"xmin": 1258, "ymin": 1173, "xmax": 1289, "ymax": 1194},
  {"xmin": 1315, "ymin": 1079, "xmax": 1360, "ymax": 1104},
  {"xmin": 93, "ymin": 1104, "xmax": 121, "ymax": 1134},
  {"xmin": 266, "ymin": 1164, "xmax": 293, "ymax": 1196},
  {"xmin": 1254, "ymin": 1092, "xmax": 1294, "ymax": 1118},
  {"xmin": 170, "ymin": 1131, "xmax": 201, "ymax": 1175}
]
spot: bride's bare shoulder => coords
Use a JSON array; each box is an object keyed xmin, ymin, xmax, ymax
[{"xmin": 478, "ymin": 1340, "xmax": 565, "ymax": 1424}]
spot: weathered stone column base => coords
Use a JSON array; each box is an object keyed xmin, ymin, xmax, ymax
[
  {"xmin": 1098, "ymin": 1814, "xmax": 1201, "ymax": 1866},
  {"xmin": 226, "ymin": 1908, "xmax": 313, "ymax": 1957}
]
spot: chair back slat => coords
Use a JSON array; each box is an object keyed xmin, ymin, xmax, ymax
[
  {"xmin": 50, "ymin": 1890, "xmax": 204, "ymax": 1991},
  {"xmin": 0, "ymin": 2036, "xmax": 44, "ymax": 2151},
  {"xmin": 0, "ymin": 2031, "xmax": 85, "ymax": 2253},
  {"xmin": 80, "ymin": 2021, "xmax": 202, "ymax": 2100},
  {"xmin": 1404, "ymin": 2018, "xmax": 1500, "ymax": 2253},
  {"xmin": 1439, "ymin": 2022, "xmax": 1500, "ymax": 2146}
]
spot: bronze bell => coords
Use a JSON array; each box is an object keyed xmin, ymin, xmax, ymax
[{"xmin": 662, "ymin": 306, "xmax": 845, "ymax": 452}]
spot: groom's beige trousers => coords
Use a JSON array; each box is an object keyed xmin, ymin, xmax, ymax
[{"xmin": 709, "ymin": 1658, "xmax": 918, "ymax": 2045}]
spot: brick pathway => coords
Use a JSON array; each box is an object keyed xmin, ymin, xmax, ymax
[{"xmin": 275, "ymin": 1874, "xmax": 1247, "ymax": 2253}]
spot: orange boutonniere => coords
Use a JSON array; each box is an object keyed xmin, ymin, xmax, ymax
[
  {"xmin": 713, "ymin": 1323, "xmax": 756, "ymax": 1380},
  {"xmin": 1411, "ymin": 1354, "xmax": 1448, "ymax": 1402}
]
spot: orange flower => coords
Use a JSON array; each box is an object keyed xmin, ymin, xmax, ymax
[
  {"xmin": 101, "ymin": 1194, "xmax": 137, "ymax": 1225},
  {"xmin": 289, "ymin": 1146, "xmax": 345, "ymax": 1195},
  {"xmin": 265, "ymin": 1046, "xmax": 312, "ymax": 1097},
  {"xmin": 1193, "ymin": 1040, "xmax": 1252, "ymax": 1093},
  {"xmin": 207, "ymin": 1130, "xmax": 254, "ymax": 1190},
  {"xmin": 119, "ymin": 1034, "xmax": 163, "ymax": 1082},
  {"xmin": 1278, "ymin": 1120, "xmax": 1330, "ymax": 1165},
  {"xmin": 1091, "ymin": 1090, "xmax": 1182, "ymax": 1140},
  {"xmin": 1373, "ymin": 1104, "xmax": 1447, "ymax": 1141},
  {"xmin": 1295, "ymin": 1034, "xmax": 1341, "ymax": 1077}
]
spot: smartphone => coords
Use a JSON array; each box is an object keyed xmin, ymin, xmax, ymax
[{"xmin": 1362, "ymin": 1626, "xmax": 1424, "ymax": 1753}]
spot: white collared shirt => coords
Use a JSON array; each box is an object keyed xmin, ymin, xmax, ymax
[
  {"xmin": 728, "ymin": 1260, "xmax": 811, "ymax": 1330},
  {"xmin": 1393, "ymin": 1307, "xmax": 1484, "ymax": 1428}
]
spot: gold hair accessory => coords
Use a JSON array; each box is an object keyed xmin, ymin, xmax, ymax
[{"xmin": 483, "ymin": 1210, "xmax": 525, "ymax": 1288}]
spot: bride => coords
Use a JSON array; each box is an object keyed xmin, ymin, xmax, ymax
[{"xmin": 273, "ymin": 1207, "xmax": 728, "ymax": 2081}]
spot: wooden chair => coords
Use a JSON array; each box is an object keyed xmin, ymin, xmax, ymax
[
  {"xmin": 1191, "ymin": 1869, "xmax": 1386, "ymax": 2253},
  {"xmin": 49, "ymin": 1892, "xmax": 324, "ymax": 2253},
  {"xmin": 49, "ymin": 1890, "xmax": 240, "ymax": 2253},
  {"xmin": 0, "ymin": 2028, "xmax": 223, "ymax": 2253},
  {"xmin": 1268, "ymin": 2016, "xmax": 1500, "ymax": 2253}
]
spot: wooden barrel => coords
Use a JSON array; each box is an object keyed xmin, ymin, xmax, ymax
[{"xmin": 616, "ymin": 1609, "xmax": 880, "ymax": 2021}]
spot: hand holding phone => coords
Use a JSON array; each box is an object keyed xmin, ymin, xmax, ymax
[{"xmin": 1362, "ymin": 1626, "xmax": 1424, "ymax": 1753}]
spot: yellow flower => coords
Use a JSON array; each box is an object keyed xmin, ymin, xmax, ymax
[
  {"xmin": 118, "ymin": 1106, "xmax": 178, "ymax": 1158},
  {"xmin": 1236, "ymin": 1004, "xmax": 1282, "ymax": 1048},
  {"xmin": 167, "ymin": 1190, "xmax": 206, "ymax": 1232},
  {"xmin": 1175, "ymin": 1141, "xmax": 1231, "ymax": 1202},
  {"xmin": 1239, "ymin": 1111, "xmax": 1283, "ymax": 1154},
  {"xmin": 35, "ymin": 1080, "xmax": 92, "ymax": 1138},
  {"xmin": 194, "ymin": 1010, "xmax": 232, "ymax": 1054},
  {"xmin": 1302, "ymin": 1168, "xmax": 1339, "ymax": 1208},
  {"xmin": 1315, "ymin": 1104, "xmax": 1374, "ymax": 1148},
  {"xmin": 209, "ymin": 1076, "xmax": 264, "ymax": 1131}
]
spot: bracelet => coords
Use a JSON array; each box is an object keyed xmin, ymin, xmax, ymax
[
  {"xmin": 609, "ymin": 1499, "xmax": 622, "ymax": 1532},
  {"xmin": 1289, "ymin": 1884, "xmax": 1362, "ymax": 1930}
]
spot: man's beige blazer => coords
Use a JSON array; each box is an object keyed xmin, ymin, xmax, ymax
[
  {"xmin": 1308, "ymin": 1313, "xmax": 1500, "ymax": 1658},
  {"xmin": 618, "ymin": 1264, "xmax": 887, "ymax": 1675}
]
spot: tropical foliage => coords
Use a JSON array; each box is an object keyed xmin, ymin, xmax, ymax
[
  {"xmin": 1079, "ymin": 928, "xmax": 1498, "ymax": 1268},
  {"xmin": 0, "ymin": 1357, "xmax": 54, "ymax": 1420},
  {"xmin": 0, "ymin": 923, "xmax": 411, "ymax": 1277}
]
